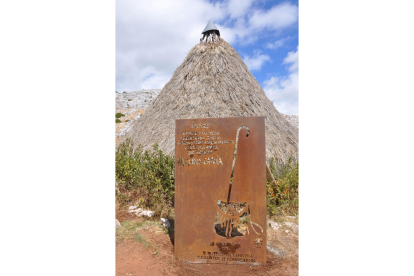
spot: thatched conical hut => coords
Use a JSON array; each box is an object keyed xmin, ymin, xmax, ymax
[{"xmin": 121, "ymin": 22, "xmax": 298, "ymax": 169}]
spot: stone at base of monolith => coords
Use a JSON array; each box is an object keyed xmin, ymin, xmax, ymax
[
  {"xmin": 268, "ymin": 220, "xmax": 280, "ymax": 230},
  {"xmin": 285, "ymin": 222, "xmax": 299, "ymax": 234},
  {"xmin": 161, "ymin": 218, "xmax": 171, "ymax": 228}
]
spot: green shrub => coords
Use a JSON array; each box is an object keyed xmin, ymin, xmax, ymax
[
  {"xmin": 266, "ymin": 157, "xmax": 299, "ymax": 216},
  {"xmin": 116, "ymin": 113, "xmax": 125, "ymax": 118},
  {"xmin": 116, "ymin": 138, "xmax": 175, "ymax": 217},
  {"xmin": 116, "ymin": 119, "xmax": 122, "ymax": 123}
]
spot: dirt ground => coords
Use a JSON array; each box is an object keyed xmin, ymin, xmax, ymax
[{"xmin": 116, "ymin": 209, "xmax": 298, "ymax": 276}]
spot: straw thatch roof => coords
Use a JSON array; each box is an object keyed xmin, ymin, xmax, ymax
[{"xmin": 120, "ymin": 37, "xmax": 298, "ymax": 167}]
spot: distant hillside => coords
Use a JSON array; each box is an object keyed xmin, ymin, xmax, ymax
[
  {"xmin": 116, "ymin": 89, "xmax": 298, "ymax": 142},
  {"xmin": 116, "ymin": 89, "xmax": 161, "ymax": 109},
  {"xmin": 115, "ymin": 89, "xmax": 161, "ymax": 141}
]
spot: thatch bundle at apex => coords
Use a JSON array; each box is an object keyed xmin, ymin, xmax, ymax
[{"xmin": 121, "ymin": 37, "xmax": 298, "ymax": 166}]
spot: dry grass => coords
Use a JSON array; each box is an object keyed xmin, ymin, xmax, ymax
[
  {"xmin": 120, "ymin": 37, "xmax": 298, "ymax": 167},
  {"xmin": 116, "ymin": 219, "xmax": 166, "ymax": 244},
  {"xmin": 267, "ymin": 215, "xmax": 299, "ymax": 257}
]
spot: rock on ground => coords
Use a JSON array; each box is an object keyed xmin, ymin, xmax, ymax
[
  {"xmin": 116, "ymin": 219, "xmax": 121, "ymax": 229},
  {"xmin": 127, "ymin": 207, "xmax": 155, "ymax": 218},
  {"xmin": 268, "ymin": 220, "xmax": 280, "ymax": 230},
  {"xmin": 267, "ymin": 244, "xmax": 285, "ymax": 257},
  {"xmin": 285, "ymin": 222, "xmax": 299, "ymax": 234},
  {"xmin": 161, "ymin": 218, "xmax": 171, "ymax": 228},
  {"xmin": 140, "ymin": 210, "xmax": 155, "ymax": 217}
]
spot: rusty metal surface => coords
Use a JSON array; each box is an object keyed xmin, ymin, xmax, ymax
[{"xmin": 175, "ymin": 117, "xmax": 266, "ymax": 264}]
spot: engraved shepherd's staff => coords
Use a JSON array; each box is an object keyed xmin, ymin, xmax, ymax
[{"xmin": 216, "ymin": 126, "xmax": 263, "ymax": 238}]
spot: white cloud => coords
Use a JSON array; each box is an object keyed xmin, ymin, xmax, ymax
[
  {"xmin": 243, "ymin": 51, "xmax": 271, "ymax": 71},
  {"xmin": 116, "ymin": 0, "xmax": 225, "ymax": 91},
  {"xmin": 283, "ymin": 48, "xmax": 298, "ymax": 72},
  {"xmin": 116, "ymin": 0, "xmax": 298, "ymax": 92},
  {"xmin": 227, "ymin": 0, "xmax": 254, "ymax": 19},
  {"xmin": 263, "ymin": 47, "xmax": 298, "ymax": 115},
  {"xmin": 249, "ymin": 3, "xmax": 298, "ymax": 32},
  {"xmin": 226, "ymin": 2, "xmax": 298, "ymax": 44},
  {"xmin": 116, "ymin": 0, "xmax": 229, "ymax": 92},
  {"xmin": 140, "ymin": 71, "xmax": 171, "ymax": 90},
  {"xmin": 265, "ymin": 36, "xmax": 293, "ymax": 50}
]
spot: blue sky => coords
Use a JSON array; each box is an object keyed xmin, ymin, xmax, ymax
[{"xmin": 116, "ymin": 0, "xmax": 298, "ymax": 115}]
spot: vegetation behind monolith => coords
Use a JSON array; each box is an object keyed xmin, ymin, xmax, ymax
[{"xmin": 116, "ymin": 139, "xmax": 298, "ymax": 217}]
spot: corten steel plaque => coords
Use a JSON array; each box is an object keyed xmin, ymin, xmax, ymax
[{"xmin": 175, "ymin": 117, "xmax": 266, "ymax": 264}]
